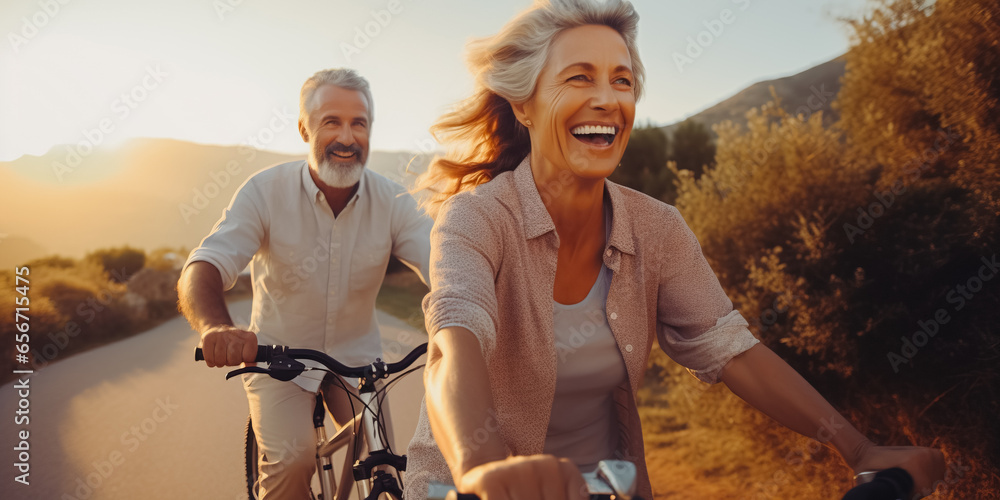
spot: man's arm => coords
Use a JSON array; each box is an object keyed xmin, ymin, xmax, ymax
[
  {"xmin": 390, "ymin": 189, "xmax": 434, "ymax": 286},
  {"xmin": 178, "ymin": 261, "xmax": 257, "ymax": 367}
]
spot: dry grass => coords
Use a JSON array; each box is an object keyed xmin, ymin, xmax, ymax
[{"xmin": 639, "ymin": 359, "xmax": 1000, "ymax": 499}]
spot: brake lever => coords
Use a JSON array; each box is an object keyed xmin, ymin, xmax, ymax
[
  {"xmin": 225, "ymin": 366, "xmax": 269, "ymax": 380},
  {"xmin": 224, "ymin": 355, "xmax": 306, "ymax": 382}
]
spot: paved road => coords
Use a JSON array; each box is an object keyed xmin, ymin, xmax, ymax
[{"xmin": 0, "ymin": 299, "xmax": 428, "ymax": 500}]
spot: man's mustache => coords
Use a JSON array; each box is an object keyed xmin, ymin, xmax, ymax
[{"xmin": 325, "ymin": 142, "xmax": 363, "ymax": 158}]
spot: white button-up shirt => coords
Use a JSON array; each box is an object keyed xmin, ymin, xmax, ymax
[{"xmin": 185, "ymin": 160, "xmax": 432, "ymax": 391}]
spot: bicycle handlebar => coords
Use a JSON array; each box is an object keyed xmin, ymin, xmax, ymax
[
  {"xmin": 194, "ymin": 343, "xmax": 428, "ymax": 379},
  {"xmin": 841, "ymin": 467, "xmax": 914, "ymax": 499},
  {"xmin": 428, "ymin": 460, "xmax": 642, "ymax": 500}
]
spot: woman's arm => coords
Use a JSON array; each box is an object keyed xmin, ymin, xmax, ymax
[
  {"xmin": 719, "ymin": 343, "xmax": 945, "ymax": 496},
  {"xmin": 422, "ymin": 192, "xmax": 587, "ymax": 500},
  {"xmin": 425, "ymin": 326, "xmax": 506, "ymax": 478},
  {"xmin": 426, "ymin": 326, "xmax": 587, "ymax": 500}
]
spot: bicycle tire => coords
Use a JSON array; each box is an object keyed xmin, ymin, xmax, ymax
[
  {"xmin": 245, "ymin": 413, "xmax": 321, "ymax": 500},
  {"xmin": 245, "ymin": 414, "xmax": 260, "ymax": 500}
]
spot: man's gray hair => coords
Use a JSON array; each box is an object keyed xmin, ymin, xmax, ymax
[{"xmin": 299, "ymin": 68, "xmax": 374, "ymax": 125}]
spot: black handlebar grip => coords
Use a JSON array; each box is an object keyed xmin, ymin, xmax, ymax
[
  {"xmin": 842, "ymin": 468, "xmax": 913, "ymax": 500},
  {"xmin": 194, "ymin": 346, "xmax": 271, "ymax": 362}
]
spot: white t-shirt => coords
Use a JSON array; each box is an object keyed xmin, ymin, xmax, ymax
[{"xmin": 544, "ymin": 207, "xmax": 628, "ymax": 473}]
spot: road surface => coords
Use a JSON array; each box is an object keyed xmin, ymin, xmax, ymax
[{"xmin": 0, "ymin": 299, "xmax": 428, "ymax": 500}]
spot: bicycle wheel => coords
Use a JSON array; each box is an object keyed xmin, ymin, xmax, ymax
[
  {"xmin": 245, "ymin": 414, "xmax": 320, "ymax": 500},
  {"xmin": 245, "ymin": 414, "xmax": 260, "ymax": 499}
]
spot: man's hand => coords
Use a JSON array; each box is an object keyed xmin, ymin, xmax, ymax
[
  {"xmin": 851, "ymin": 442, "xmax": 945, "ymax": 498},
  {"xmin": 199, "ymin": 325, "xmax": 258, "ymax": 367},
  {"xmin": 456, "ymin": 455, "xmax": 587, "ymax": 500}
]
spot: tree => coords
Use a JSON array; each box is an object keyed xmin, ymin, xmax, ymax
[
  {"xmin": 610, "ymin": 124, "xmax": 675, "ymax": 202},
  {"xmin": 836, "ymin": 0, "xmax": 1000, "ymax": 224},
  {"xmin": 666, "ymin": 0, "xmax": 1000, "ymax": 494},
  {"xmin": 86, "ymin": 246, "xmax": 146, "ymax": 283},
  {"xmin": 670, "ymin": 118, "xmax": 716, "ymax": 179}
]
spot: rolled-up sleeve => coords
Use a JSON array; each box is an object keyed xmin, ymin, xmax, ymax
[
  {"xmin": 421, "ymin": 194, "xmax": 500, "ymax": 353},
  {"xmin": 656, "ymin": 207, "xmax": 759, "ymax": 384},
  {"xmin": 390, "ymin": 188, "xmax": 434, "ymax": 287},
  {"xmin": 183, "ymin": 179, "xmax": 267, "ymax": 290}
]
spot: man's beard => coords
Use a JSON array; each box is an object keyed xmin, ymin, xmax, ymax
[{"xmin": 312, "ymin": 142, "xmax": 366, "ymax": 188}]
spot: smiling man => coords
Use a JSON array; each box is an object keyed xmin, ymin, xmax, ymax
[{"xmin": 177, "ymin": 68, "xmax": 432, "ymax": 498}]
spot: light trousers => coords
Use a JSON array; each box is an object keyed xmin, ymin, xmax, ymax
[{"xmin": 241, "ymin": 372, "xmax": 360, "ymax": 499}]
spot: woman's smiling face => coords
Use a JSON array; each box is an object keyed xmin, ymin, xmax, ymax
[{"xmin": 517, "ymin": 24, "xmax": 637, "ymax": 180}]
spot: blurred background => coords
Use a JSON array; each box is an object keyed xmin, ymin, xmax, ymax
[{"xmin": 1, "ymin": 0, "xmax": 997, "ymax": 498}]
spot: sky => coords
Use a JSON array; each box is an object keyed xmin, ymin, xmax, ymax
[{"xmin": 0, "ymin": 0, "xmax": 871, "ymax": 162}]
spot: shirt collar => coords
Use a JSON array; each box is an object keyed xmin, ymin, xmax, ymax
[
  {"xmin": 512, "ymin": 156, "xmax": 635, "ymax": 256},
  {"xmin": 301, "ymin": 160, "xmax": 367, "ymax": 206}
]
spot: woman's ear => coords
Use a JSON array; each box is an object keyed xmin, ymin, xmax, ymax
[{"xmin": 510, "ymin": 100, "xmax": 532, "ymax": 129}]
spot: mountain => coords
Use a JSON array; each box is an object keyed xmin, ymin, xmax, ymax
[
  {"xmin": 660, "ymin": 56, "xmax": 846, "ymax": 139},
  {"xmin": 0, "ymin": 138, "xmax": 431, "ymax": 265}
]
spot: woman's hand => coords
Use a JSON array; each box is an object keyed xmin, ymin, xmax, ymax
[
  {"xmin": 457, "ymin": 455, "xmax": 588, "ymax": 500},
  {"xmin": 851, "ymin": 441, "xmax": 946, "ymax": 498}
]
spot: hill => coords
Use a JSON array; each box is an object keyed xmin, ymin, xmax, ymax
[
  {"xmin": 661, "ymin": 56, "xmax": 845, "ymax": 139},
  {"xmin": 0, "ymin": 138, "xmax": 430, "ymax": 267}
]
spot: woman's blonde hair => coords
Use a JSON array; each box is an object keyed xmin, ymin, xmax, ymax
[{"xmin": 414, "ymin": 0, "xmax": 645, "ymax": 217}]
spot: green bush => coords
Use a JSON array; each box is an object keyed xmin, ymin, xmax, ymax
[
  {"xmin": 652, "ymin": 0, "xmax": 1000, "ymax": 496},
  {"xmin": 86, "ymin": 246, "xmax": 146, "ymax": 283}
]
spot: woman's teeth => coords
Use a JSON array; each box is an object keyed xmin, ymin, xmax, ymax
[
  {"xmin": 571, "ymin": 125, "xmax": 617, "ymax": 146},
  {"xmin": 570, "ymin": 125, "xmax": 617, "ymax": 135}
]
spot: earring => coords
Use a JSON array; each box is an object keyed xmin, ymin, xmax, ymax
[{"xmin": 525, "ymin": 119, "xmax": 532, "ymax": 127}]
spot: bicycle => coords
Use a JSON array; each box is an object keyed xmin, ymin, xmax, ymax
[
  {"xmin": 195, "ymin": 344, "xmax": 918, "ymax": 500},
  {"xmin": 427, "ymin": 465, "xmax": 916, "ymax": 500},
  {"xmin": 427, "ymin": 459, "xmax": 644, "ymax": 500},
  {"xmin": 196, "ymin": 342, "xmax": 428, "ymax": 500}
]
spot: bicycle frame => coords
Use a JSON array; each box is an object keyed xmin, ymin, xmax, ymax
[
  {"xmin": 312, "ymin": 380, "xmax": 403, "ymax": 500},
  {"xmin": 199, "ymin": 343, "xmax": 425, "ymax": 500}
]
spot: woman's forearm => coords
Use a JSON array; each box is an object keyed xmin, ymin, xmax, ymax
[
  {"xmin": 425, "ymin": 326, "xmax": 508, "ymax": 483},
  {"xmin": 719, "ymin": 343, "xmax": 873, "ymax": 468}
]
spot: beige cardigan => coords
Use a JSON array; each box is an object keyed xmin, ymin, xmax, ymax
[{"xmin": 404, "ymin": 157, "xmax": 759, "ymax": 500}]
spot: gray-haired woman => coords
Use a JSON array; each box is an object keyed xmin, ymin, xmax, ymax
[{"xmin": 405, "ymin": 1, "xmax": 946, "ymax": 499}]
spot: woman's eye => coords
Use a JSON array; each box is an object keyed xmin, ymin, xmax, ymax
[
  {"xmin": 568, "ymin": 74, "xmax": 589, "ymax": 82},
  {"xmin": 615, "ymin": 77, "xmax": 633, "ymax": 87}
]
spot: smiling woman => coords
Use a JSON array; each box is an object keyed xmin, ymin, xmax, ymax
[
  {"xmin": 411, "ymin": 0, "xmax": 645, "ymax": 216},
  {"xmin": 406, "ymin": 1, "xmax": 946, "ymax": 500}
]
